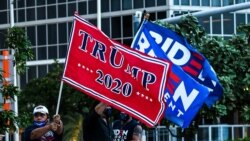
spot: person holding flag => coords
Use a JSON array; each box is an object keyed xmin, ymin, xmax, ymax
[{"xmin": 22, "ymin": 105, "xmax": 64, "ymax": 141}]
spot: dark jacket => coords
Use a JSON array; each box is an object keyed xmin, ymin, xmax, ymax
[
  {"xmin": 83, "ymin": 110, "xmax": 113, "ymax": 141},
  {"xmin": 113, "ymin": 119, "xmax": 138, "ymax": 141}
]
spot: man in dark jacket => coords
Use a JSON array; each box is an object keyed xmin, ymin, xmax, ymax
[
  {"xmin": 83, "ymin": 101, "xmax": 113, "ymax": 141},
  {"xmin": 23, "ymin": 105, "xmax": 63, "ymax": 141}
]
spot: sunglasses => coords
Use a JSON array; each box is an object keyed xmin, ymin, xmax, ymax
[{"xmin": 34, "ymin": 113, "xmax": 46, "ymax": 117}]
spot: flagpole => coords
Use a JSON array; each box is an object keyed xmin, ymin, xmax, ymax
[
  {"xmin": 55, "ymin": 81, "xmax": 64, "ymax": 114},
  {"xmin": 97, "ymin": 0, "xmax": 101, "ymax": 29},
  {"xmin": 161, "ymin": 2, "xmax": 250, "ymax": 23}
]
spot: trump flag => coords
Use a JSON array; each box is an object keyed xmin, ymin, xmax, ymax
[
  {"xmin": 131, "ymin": 20, "xmax": 222, "ymax": 128},
  {"xmin": 62, "ymin": 14, "xmax": 171, "ymax": 127}
]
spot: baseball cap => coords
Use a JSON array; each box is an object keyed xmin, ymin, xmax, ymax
[{"xmin": 33, "ymin": 105, "xmax": 49, "ymax": 114}]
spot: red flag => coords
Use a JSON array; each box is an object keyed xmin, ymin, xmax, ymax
[{"xmin": 62, "ymin": 14, "xmax": 171, "ymax": 127}]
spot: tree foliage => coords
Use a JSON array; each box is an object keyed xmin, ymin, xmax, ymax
[
  {"xmin": 4, "ymin": 27, "xmax": 34, "ymax": 74},
  {"xmin": 0, "ymin": 26, "xmax": 33, "ymax": 133}
]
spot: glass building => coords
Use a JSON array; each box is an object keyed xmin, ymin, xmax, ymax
[{"xmin": 0, "ymin": 0, "xmax": 250, "ymax": 88}]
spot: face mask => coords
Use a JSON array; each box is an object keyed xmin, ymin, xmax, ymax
[
  {"xmin": 104, "ymin": 107, "xmax": 112, "ymax": 118},
  {"xmin": 120, "ymin": 112, "xmax": 129, "ymax": 122},
  {"xmin": 33, "ymin": 120, "xmax": 47, "ymax": 127}
]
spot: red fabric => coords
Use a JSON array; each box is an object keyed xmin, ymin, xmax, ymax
[{"xmin": 62, "ymin": 14, "xmax": 171, "ymax": 127}]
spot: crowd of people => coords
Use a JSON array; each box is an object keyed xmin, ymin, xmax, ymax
[
  {"xmin": 83, "ymin": 101, "xmax": 143, "ymax": 141},
  {"xmin": 22, "ymin": 102, "xmax": 142, "ymax": 141}
]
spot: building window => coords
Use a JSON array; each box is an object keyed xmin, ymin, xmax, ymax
[
  {"xmin": 123, "ymin": 38, "xmax": 133, "ymax": 46},
  {"xmin": 202, "ymin": 0, "xmax": 210, "ymax": 6},
  {"xmin": 236, "ymin": 13, "xmax": 246, "ymax": 34},
  {"xmin": 102, "ymin": 18, "xmax": 110, "ymax": 37},
  {"xmin": 59, "ymin": 23, "xmax": 67, "ymax": 43},
  {"xmin": 89, "ymin": 0, "xmax": 97, "ymax": 14},
  {"xmin": 192, "ymin": 0, "xmax": 200, "ymax": 6},
  {"xmin": 58, "ymin": 4, "xmax": 66, "ymax": 18},
  {"xmin": 20, "ymin": 73, "xmax": 27, "ymax": 89},
  {"xmin": 27, "ymin": 26, "xmax": 36, "ymax": 46},
  {"xmin": 0, "ymin": 30, "xmax": 7, "ymax": 49},
  {"xmin": 38, "ymin": 46, "xmax": 47, "ymax": 60},
  {"xmin": 0, "ymin": 11, "xmax": 7, "ymax": 24},
  {"xmin": 236, "ymin": 0, "xmax": 246, "ymax": 4},
  {"xmin": 174, "ymin": 0, "xmax": 179, "ymax": 5},
  {"xmin": 89, "ymin": 19, "xmax": 97, "ymax": 26},
  {"xmin": 18, "ymin": 9, "xmax": 25, "ymax": 22},
  {"xmin": 123, "ymin": 15, "xmax": 132, "ymax": 37},
  {"xmin": 28, "ymin": 66, "xmax": 37, "ymax": 81},
  {"xmin": 79, "ymin": 1, "xmax": 87, "ymax": 15},
  {"xmin": 223, "ymin": 0, "xmax": 234, "ymax": 6},
  {"xmin": 134, "ymin": 0, "xmax": 143, "ymax": 8},
  {"xmin": 157, "ymin": 0, "xmax": 166, "ymax": 6},
  {"xmin": 248, "ymin": 14, "xmax": 250, "ymax": 23},
  {"xmin": 212, "ymin": 0, "xmax": 221, "ymax": 7},
  {"xmin": 198, "ymin": 16, "xmax": 210, "ymax": 34},
  {"xmin": 37, "ymin": 25, "xmax": 47, "ymax": 45},
  {"xmin": 58, "ymin": 0, "xmax": 66, "ymax": 3},
  {"xmin": 48, "ymin": 45, "xmax": 58, "ymax": 59},
  {"xmin": 37, "ymin": 0, "xmax": 45, "ymax": 6},
  {"xmin": 37, "ymin": 7, "xmax": 46, "ymax": 20},
  {"xmin": 59, "ymin": 45, "xmax": 68, "ymax": 58},
  {"xmin": 47, "ymin": 0, "xmax": 57, "ymax": 5},
  {"xmin": 31, "ymin": 48, "xmax": 36, "ymax": 61},
  {"xmin": 145, "ymin": 0, "xmax": 155, "ymax": 7},
  {"xmin": 26, "ymin": 8, "xmax": 35, "ymax": 21},
  {"xmin": 122, "ymin": 0, "xmax": 132, "ymax": 10},
  {"xmin": 38, "ymin": 65, "xmax": 47, "ymax": 78},
  {"xmin": 223, "ymin": 13, "xmax": 234, "ymax": 34},
  {"xmin": 111, "ymin": 0, "xmax": 121, "ymax": 11},
  {"xmin": 236, "ymin": 13, "xmax": 246, "ymax": 26},
  {"xmin": 101, "ymin": 0, "xmax": 109, "ymax": 12},
  {"xmin": 48, "ymin": 24, "xmax": 57, "ymax": 44},
  {"xmin": 26, "ymin": 0, "xmax": 35, "ymax": 7},
  {"xmin": 149, "ymin": 12, "xmax": 156, "ymax": 21},
  {"xmin": 181, "ymin": 0, "xmax": 190, "ymax": 5},
  {"xmin": 68, "ymin": 2, "xmax": 76, "ymax": 17},
  {"xmin": 212, "ymin": 14, "xmax": 222, "ymax": 34},
  {"xmin": 157, "ymin": 11, "xmax": 167, "ymax": 19},
  {"xmin": 111, "ymin": 17, "xmax": 121, "ymax": 38},
  {"xmin": 17, "ymin": 0, "xmax": 25, "ymax": 8},
  {"xmin": 48, "ymin": 5, "xmax": 57, "ymax": 19},
  {"xmin": 0, "ymin": 0, "xmax": 7, "ymax": 10}
]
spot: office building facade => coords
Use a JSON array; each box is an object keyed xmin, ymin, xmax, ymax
[{"xmin": 0, "ymin": 0, "xmax": 249, "ymax": 88}]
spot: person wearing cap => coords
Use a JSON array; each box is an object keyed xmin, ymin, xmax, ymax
[
  {"xmin": 113, "ymin": 112, "xmax": 143, "ymax": 141},
  {"xmin": 22, "ymin": 105, "xmax": 64, "ymax": 141}
]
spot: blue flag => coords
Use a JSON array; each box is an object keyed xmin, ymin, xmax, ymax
[
  {"xmin": 163, "ymin": 65, "xmax": 209, "ymax": 128},
  {"xmin": 132, "ymin": 20, "xmax": 223, "ymax": 107},
  {"xmin": 131, "ymin": 20, "xmax": 223, "ymax": 128}
]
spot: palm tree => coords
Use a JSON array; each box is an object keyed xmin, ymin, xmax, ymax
[{"xmin": 63, "ymin": 113, "xmax": 83, "ymax": 141}]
